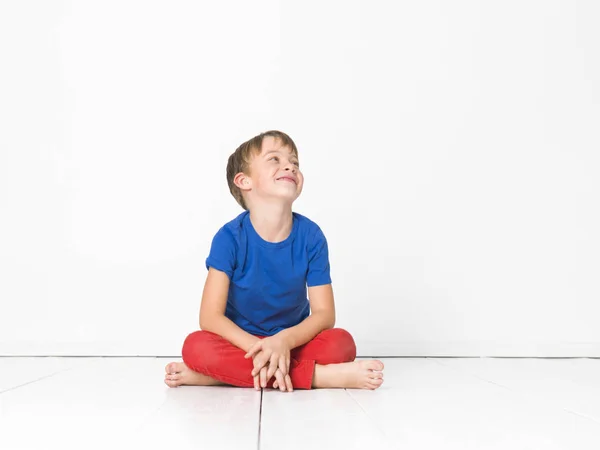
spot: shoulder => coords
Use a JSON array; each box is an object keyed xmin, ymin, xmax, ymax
[
  {"xmin": 293, "ymin": 211, "xmax": 319, "ymax": 229},
  {"xmin": 212, "ymin": 211, "xmax": 249, "ymax": 243},
  {"xmin": 293, "ymin": 212, "xmax": 327, "ymax": 240},
  {"xmin": 222, "ymin": 210, "xmax": 249, "ymax": 233}
]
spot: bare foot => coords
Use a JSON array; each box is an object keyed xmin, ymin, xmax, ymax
[
  {"xmin": 164, "ymin": 361, "xmax": 227, "ymax": 388},
  {"xmin": 312, "ymin": 360, "xmax": 385, "ymax": 389}
]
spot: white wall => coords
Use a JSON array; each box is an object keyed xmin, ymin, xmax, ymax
[{"xmin": 1, "ymin": 1, "xmax": 598, "ymax": 357}]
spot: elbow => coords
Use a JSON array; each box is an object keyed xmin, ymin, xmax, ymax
[
  {"xmin": 322, "ymin": 311, "xmax": 335, "ymax": 330},
  {"xmin": 199, "ymin": 313, "xmax": 217, "ymax": 331}
]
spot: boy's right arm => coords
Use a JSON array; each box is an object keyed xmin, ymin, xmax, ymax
[{"xmin": 199, "ymin": 267, "xmax": 260, "ymax": 353}]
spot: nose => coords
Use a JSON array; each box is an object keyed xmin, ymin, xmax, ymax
[{"xmin": 285, "ymin": 164, "xmax": 297, "ymax": 173}]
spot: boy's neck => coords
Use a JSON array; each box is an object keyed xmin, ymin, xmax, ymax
[{"xmin": 248, "ymin": 203, "xmax": 294, "ymax": 243}]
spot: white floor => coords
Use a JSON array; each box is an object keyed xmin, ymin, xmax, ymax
[{"xmin": 1, "ymin": 357, "xmax": 599, "ymax": 450}]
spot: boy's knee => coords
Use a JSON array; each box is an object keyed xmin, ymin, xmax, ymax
[
  {"xmin": 181, "ymin": 330, "xmax": 215, "ymax": 368},
  {"xmin": 322, "ymin": 328, "xmax": 357, "ymax": 363},
  {"xmin": 335, "ymin": 328, "xmax": 357, "ymax": 361}
]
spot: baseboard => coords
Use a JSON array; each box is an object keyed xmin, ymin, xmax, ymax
[{"xmin": 1, "ymin": 340, "xmax": 599, "ymax": 357}]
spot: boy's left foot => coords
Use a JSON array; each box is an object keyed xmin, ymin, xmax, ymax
[
  {"xmin": 312, "ymin": 360, "xmax": 385, "ymax": 389},
  {"xmin": 164, "ymin": 361, "xmax": 226, "ymax": 387}
]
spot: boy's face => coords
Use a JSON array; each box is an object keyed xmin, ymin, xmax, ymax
[{"xmin": 241, "ymin": 136, "xmax": 303, "ymax": 206}]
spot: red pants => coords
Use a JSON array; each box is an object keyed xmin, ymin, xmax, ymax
[{"xmin": 181, "ymin": 328, "xmax": 357, "ymax": 390}]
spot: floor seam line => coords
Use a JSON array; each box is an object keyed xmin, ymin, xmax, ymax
[
  {"xmin": 0, "ymin": 358, "xmax": 101, "ymax": 395},
  {"xmin": 344, "ymin": 388, "xmax": 398, "ymax": 448},
  {"xmin": 0, "ymin": 372, "xmax": 63, "ymax": 395},
  {"xmin": 258, "ymin": 388, "xmax": 263, "ymax": 450}
]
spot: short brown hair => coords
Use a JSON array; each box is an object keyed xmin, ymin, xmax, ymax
[{"xmin": 226, "ymin": 130, "xmax": 299, "ymax": 210}]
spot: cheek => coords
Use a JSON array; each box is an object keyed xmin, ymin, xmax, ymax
[{"xmin": 259, "ymin": 174, "xmax": 274, "ymax": 188}]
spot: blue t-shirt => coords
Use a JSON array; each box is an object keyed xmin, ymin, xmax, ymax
[{"xmin": 205, "ymin": 210, "xmax": 332, "ymax": 336}]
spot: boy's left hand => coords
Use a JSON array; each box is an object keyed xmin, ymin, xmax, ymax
[{"xmin": 244, "ymin": 334, "xmax": 291, "ymax": 387}]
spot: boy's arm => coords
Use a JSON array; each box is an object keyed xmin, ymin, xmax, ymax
[
  {"xmin": 278, "ymin": 284, "xmax": 336, "ymax": 349},
  {"xmin": 199, "ymin": 267, "xmax": 260, "ymax": 353}
]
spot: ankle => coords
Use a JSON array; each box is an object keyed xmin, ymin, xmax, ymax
[{"xmin": 312, "ymin": 363, "xmax": 334, "ymax": 388}]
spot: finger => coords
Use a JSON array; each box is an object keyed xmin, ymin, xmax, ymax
[
  {"xmin": 284, "ymin": 373, "xmax": 293, "ymax": 392},
  {"xmin": 252, "ymin": 351, "xmax": 262, "ymax": 370},
  {"xmin": 286, "ymin": 358, "xmax": 291, "ymax": 375},
  {"xmin": 254, "ymin": 375, "xmax": 260, "ymax": 391},
  {"xmin": 266, "ymin": 354, "xmax": 279, "ymax": 380},
  {"xmin": 251, "ymin": 352, "xmax": 268, "ymax": 376},
  {"xmin": 251, "ymin": 359, "xmax": 260, "ymax": 377},
  {"xmin": 252, "ymin": 350, "xmax": 272, "ymax": 376},
  {"xmin": 278, "ymin": 355, "xmax": 287, "ymax": 376},
  {"xmin": 246, "ymin": 340, "xmax": 264, "ymax": 359},
  {"xmin": 245, "ymin": 341, "xmax": 262, "ymax": 359},
  {"xmin": 274, "ymin": 370, "xmax": 285, "ymax": 392},
  {"xmin": 260, "ymin": 366, "xmax": 268, "ymax": 388},
  {"xmin": 244, "ymin": 342, "xmax": 256, "ymax": 359},
  {"xmin": 273, "ymin": 380, "xmax": 279, "ymax": 389}
]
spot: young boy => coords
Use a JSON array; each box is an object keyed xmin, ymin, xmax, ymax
[{"xmin": 164, "ymin": 130, "xmax": 384, "ymax": 391}]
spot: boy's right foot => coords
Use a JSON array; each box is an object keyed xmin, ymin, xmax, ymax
[
  {"xmin": 164, "ymin": 362, "xmax": 226, "ymax": 388},
  {"xmin": 312, "ymin": 360, "xmax": 385, "ymax": 390}
]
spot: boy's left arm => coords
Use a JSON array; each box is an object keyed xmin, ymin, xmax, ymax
[{"xmin": 278, "ymin": 284, "xmax": 336, "ymax": 349}]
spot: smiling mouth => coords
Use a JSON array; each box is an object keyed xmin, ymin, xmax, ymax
[{"xmin": 278, "ymin": 177, "xmax": 296, "ymax": 184}]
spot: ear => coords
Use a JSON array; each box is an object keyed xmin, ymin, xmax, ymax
[{"xmin": 233, "ymin": 172, "xmax": 251, "ymax": 191}]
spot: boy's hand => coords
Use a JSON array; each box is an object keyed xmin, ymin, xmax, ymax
[
  {"xmin": 244, "ymin": 334, "xmax": 291, "ymax": 387},
  {"xmin": 252, "ymin": 360, "xmax": 293, "ymax": 392},
  {"xmin": 251, "ymin": 357, "xmax": 268, "ymax": 391},
  {"xmin": 273, "ymin": 367, "xmax": 293, "ymax": 392},
  {"xmin": 253, "ymin": 367, "xmax": 265, "ymax": 391}
]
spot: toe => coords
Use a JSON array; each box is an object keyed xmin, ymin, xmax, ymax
[
  {"xmin": 364, "ymin": 360, "xmax": 384, "ymax": 371},
  {"xmin": 165, "ymin": 372, "xmax": 179, "ymax": 381},
  {"xmin": 367, "ymin": 378, "xmax": 383, "ymax": 389}
]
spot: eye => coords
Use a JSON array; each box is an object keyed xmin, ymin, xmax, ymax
[{"xmin": 269, "ymin": 156, "xmax": 279, "ymax": 162}]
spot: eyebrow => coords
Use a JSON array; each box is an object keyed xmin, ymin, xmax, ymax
[{"xmin": 263, "ymin": 150, "xmax": 298, "ymax": 159}]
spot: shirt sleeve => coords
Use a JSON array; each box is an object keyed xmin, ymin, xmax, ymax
[
  {"xmin": 307, "ymin": 226, "xmax": 332, "ymax": 287},
  {"xmin": 205, "ymin": 227, "xmax": 236, "ymax": 279}
]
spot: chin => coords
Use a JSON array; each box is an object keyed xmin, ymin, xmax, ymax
[{"xmin": 274, "ymin": 195, "xmax": 298, "ymax": 205}]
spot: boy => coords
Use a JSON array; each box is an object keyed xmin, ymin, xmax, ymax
[{"xmin": 165, "ymin": 131, "xmax": 384, "ymax": 391}]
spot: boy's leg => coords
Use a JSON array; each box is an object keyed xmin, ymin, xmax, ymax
[
  {"xmin": 292, "ymin": 328, "xmax": 357, "ymax": 364},
  {"xmin": 180, "ymin": 330, "xmax": 317, "ymax": 389},
  {"xmin": 179, "ymin": 328, "xmax": 363, "ymax": 390},
  {"xmin": 286, "ymin": 328, "xmax": 358, "ymax": 389},
  {"xmin": 290, "ymin": 328, "xmax": 385, "ymax": 390},
  {"xmin": 181, "ymin": 330, "xmax": 255, "ymax": 387}
]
